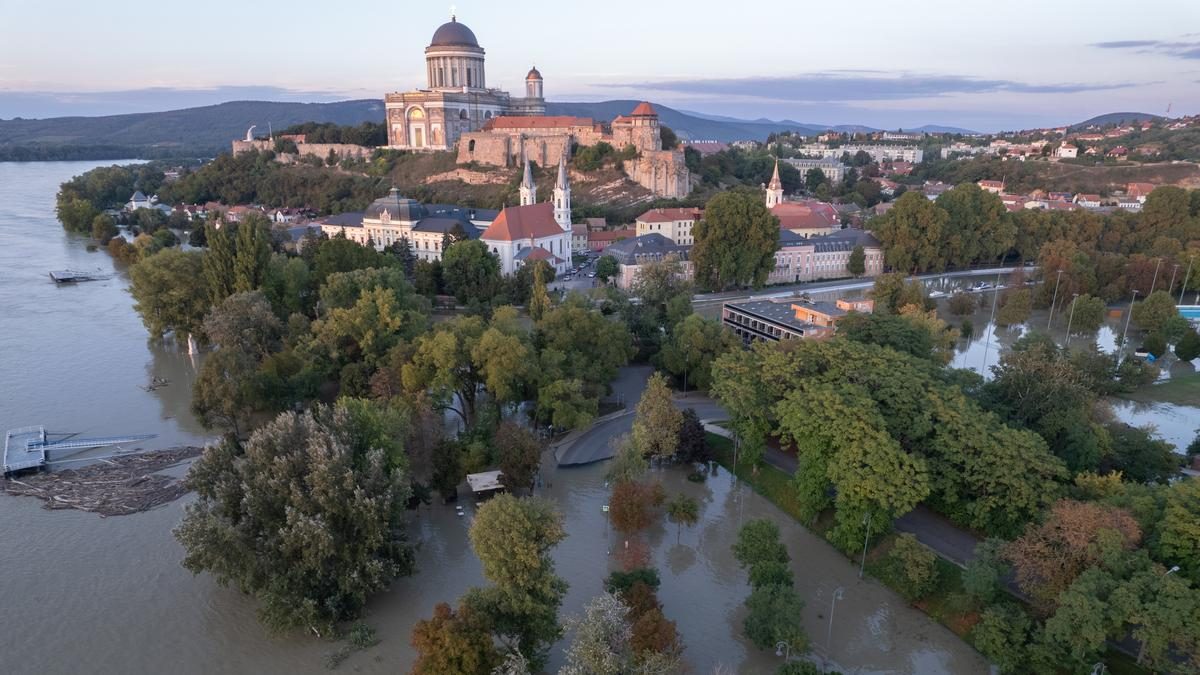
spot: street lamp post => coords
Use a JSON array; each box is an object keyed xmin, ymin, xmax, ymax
[
  {"xmin": 860, "ymin": 514, "xmax": 872, "ymax": 579},
  {"xmin": 1137, "ymin": 566, "xmax": 1182, "ymax": 664},
  {"xmin": 1048, "ymin": 269, "xmax": 1065, "ymax": 329},
  {"xmin": 1149, "ymin": 257, "xmax": 1163, "ymax": 296},
  {"xmin": 775, "ymin": 640, "xmax": 794, "ymax": 663},
  {"xmin": 1169, "ymin": 264, "xmax": 1180, "ymax": 295},
  {"xmin": 1118, "ymin": 290, "xmax": 1139, "ymax": 368},
  {"xmin": 1065, "ymin": 293, "xmax": 1080, "ymax": 347},
  {"xmin": 981, "ymin": 271, "xmax": 1003, "ymax": 375},
  {"xmin": 826, "ymin": 586, "xmax": 844, "ymax": 664}
]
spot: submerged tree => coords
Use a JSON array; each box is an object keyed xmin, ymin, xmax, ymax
[{"xmin": 175, "ymin": 402, "xmax": 413, "ymax": 635}]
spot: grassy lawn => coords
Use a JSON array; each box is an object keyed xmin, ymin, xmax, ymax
[{"xmin": 1120, "ymin": 371, "xmax": 1200, "ymax": 407}]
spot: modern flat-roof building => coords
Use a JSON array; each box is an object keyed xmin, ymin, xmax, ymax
[{"xmin": 721, "ymin": 297, "xmax": 873, "ymax": 344}]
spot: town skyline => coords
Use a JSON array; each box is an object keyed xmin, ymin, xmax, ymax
[{"xmin": 3, "ymin": 0, "xmax": 1199, "ymax": 130}]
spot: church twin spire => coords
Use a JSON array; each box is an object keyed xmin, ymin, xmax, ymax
[{"xmin": 518, "ymin": 151, "xmax": 571, "ymax": 231}]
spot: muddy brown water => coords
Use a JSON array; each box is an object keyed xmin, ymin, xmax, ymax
[{"xmin": 0, "ymin": 161, "xmax": 989, "ymax": 674}]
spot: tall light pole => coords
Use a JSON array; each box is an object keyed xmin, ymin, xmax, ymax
[
  {"xmin": 827, "ymin": 586, "xmax": 844, "ymax": 663},
  {"xmin": 1118, "ymin": 290, "xmax": 1140, "ymax": 368},
  {"xmin": 981, "ymin": 271, "xmax": 1003, "ymax": 375},
  {"xmin": 1182, "ymin": 257, "xmax": 1195, "ymax": 305},
  {"xmin": 859, "ymin": 514, "xmax": 872, "ymax": 579},
  {"xmin": 1047, "ymin": 269, "xmax": 1065, "ymax": 329},
  {"xmin": 775, "ymin": 640, "xmax": 795, "ymax": 663},
  {"xmin": 1065, "ymin": 293, "xmax": 1080, "ymax": 347},
  {"xmin": 1169, "ymin": 264, "xmax": 1180, "ymax": 295},
  {"xmin": 1149, "ymin": 257, "xmax": 1163, "ymax": 296}
]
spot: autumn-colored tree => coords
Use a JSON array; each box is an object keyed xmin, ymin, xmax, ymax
[
  {"xmin": 1004, "ymin": 499, "xmax": 1141, "ymax": 613},
  {"xmin": 493, "ymin": 420, "xmax": 542, "ymax": 493},
  {"xmin": 630, "ymin": 607, "xmax": 682, "ymax": 661},
  {"xmin": 631, "ymin": 372, "xmax": 683, "ymax": 460},
  {"xmin": 609, "ymin": 480, "xmax": 665, "ymax": 536},
  {"xmin": 411, "ymin": 602, "xmax": 500, "ymax": 675},
  {"xmin": 995, "ymin": 287, "xmax": 1033, "ymax": 327}
]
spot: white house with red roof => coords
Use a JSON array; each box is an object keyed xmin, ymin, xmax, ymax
[
  {"xmin": 635, "ymin": 206, "xmax": 703, "ymax": 245},
  {"xmin": 481, "ymin": 155, "xmax": 573, "ymax": 275}
]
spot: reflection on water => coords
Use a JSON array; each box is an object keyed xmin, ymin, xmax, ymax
[
  {"xmin": 1109, "ymin": 400, "xmax": 1198, "ymax": 452},
  {"xmin": 3, "ymin": 162, "xmax": 987, "ymax": 674}
]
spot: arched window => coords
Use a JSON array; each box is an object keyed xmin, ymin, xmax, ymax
[
  {"xmin": 484, "ymin": 111, "xmax": 492, "ymax": 119},
  {"xmin": 460, "ymin": 109, "xmax": 469, "ymax": 120},
  {"xmin": 468, "ymin": 139, "xmax": 475, "ymax": 152},
  {"xmin": 408, "ymin": 107, "xmax": 425, "ymax": 120}
]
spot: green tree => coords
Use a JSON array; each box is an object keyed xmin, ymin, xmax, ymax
[
  {"xmin": 887, "ymin": 533, "xmax": 939, "ymax": 601},
  {"xmin": 464, "ymin": 495, "xmax": 567, "ymax": 668},
  {"xmin": 1131, "ymin": 290, "xmax": 1180, "ymax": 334},
  {"xmin": 1176, "ymin": 328, "xmax": 1200, "ymax": 361},
  {"xmin": 537, "ymin": 378, "xmax": 597, "ymax": 430},
  {"xmin": 870, "ymin": 191, "xmax": 950, "ymax": 273},
  {"xmin": 201, "ymin": 290, "xmax": 282, "ymax": 358},
  {"xmin": 175, "ymin": 402, "xmax": 413, "ymax": 635},
  {"xmin": 631, "ymin": 372, "xmax": 683, "ymax": 461},
  {"xmin": 675, "ymin": 408, "xmax": 711, "ymax": 464},
  {"xmin": 1068, "ymin": 294, "xmax": 1106, "ymax": 333},
  {"xmin": 230, "ymin": 213, "xmax": 271, "ymax": 293},
  {"xmin": 411, "ymin": 602, "xmax": 500, "ymax": 675},
  {"xmin": 528, "ymin": 268, "xmax": 551, "ymax": 321},
  {"xmin": 804, "ymin": 167, "xmax": 828, "ymax": 193},
  {"xmin": 91, "ymin": 214, "xmax": 118, "ymax": 244},
  {"xmin": 659, "ymin": 314, "xmax": 738, "ymax": 391},
  {"xmin": 733, "ymin": 519, "xmax": 790, "ymax": 570},
  {"xmin": 962, "ymin": 539, "xmax": 1008, "ymax": 605},
  {"xmin": 129, "ymin": 248, "xmax": 211, "ymax": 341},
  {"xmin": 595, "ymin": 255, "xmax": 619, "ymax": 283},
  {"xmin": 935, "ymin": 182, "xmax": 1014, "ymax": 266},
  {"xmin": 971, "ymin": 603, "xmax": 1032, "ymax": 673},
  {"xmin": 56, "ymin": 196, "xmax": 99, "ymax": 233},
  {"xmin": 995, "ymin": 288, "xmax": 1033, "ymax": 327},
  {"xmin": 203, "ymin": 222, "xmax": 238, "ymax": 304},
  {"xmin": 692, "ymin": 189, "xmax": 780, "ymax": 290},
  {"xmin": 442, "ymin": 239, "xmax": 501, "ymax": 304},
  {"xmin": 494, "ymin": 421, "xmax": 542, "ymax": 493},
  {"xmin": 665, "ymin": 493, "xmax": 700, "ymax": 543},
  {"xmin": 1156, "ymin": 478, "xmax": 1200, "ymax": 583},
  {"xmin": 847, "ymin": 244, "xmax": 866, "ymax": 277},
  {"xmin": 191, "ymin": 347, "xmax": 259, "ymax": 437},
  {"xmin": 743, "ymin": 584, "xmax": 807, "ymax": 651},
  {"xmin": 947, "ymin": 292, "xmax": 977, "ymax": 316}
]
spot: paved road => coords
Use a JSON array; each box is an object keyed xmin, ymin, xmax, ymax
[
  {"xmin": 558, "ymin": 368, "xmax": 986, "ymax": 565},
  {"xmin": 690, "ymin": 265, "xmax": 1028, "ymax": 309}
]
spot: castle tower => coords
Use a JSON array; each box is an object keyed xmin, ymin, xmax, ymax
[
  {"xmin": 525, "ymin": 66, "xmax": 543, "ymax": 100},
  {"xmin": 519, "ymin": 152, "xmax": 537, "ymax": 206},
  {"xmin": 766, "ymin": 158, "xmax": 784, "ymax": 209},
  {"xmin": 553, "ymin": 154, "xmax": 571, "ymax": 230}
]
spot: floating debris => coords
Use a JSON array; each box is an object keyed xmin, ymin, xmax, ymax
[
  {"xmin": 140, "ymin": 377, "xmax": 170, "ymax": 392},
  {"xmin": 2, "ymin": 446, "xmax": 202, "ymax": 516}
]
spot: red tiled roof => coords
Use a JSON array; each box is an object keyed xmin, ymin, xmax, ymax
[
  {"xmin": 637, "ymin": 207, "xmax": 702, "ymax": 223},
  {"xmin": 484, "ymin": 203, "xmax": 564, "ymax": 241},
  {"xmin": 631, "ymin": 101, "xmax": 657, "ymax": 116},
  {"xmin": 525, "ymin": 247, "xmax": 559, "ymax": 262},
  {"xmin": 1127, "ymin": 182, "xmax": 1156, "ymax": 197},
  {"xmin": 483, "ymin": 116, "xmax": 595, "ymax": 130},
  {"xmin": 770, "ymin": 201, "xmax": 839, "ymax": 231},
  {"xmin": 589, "ymin": 228, "xmax": 636, "ymax": 242}
]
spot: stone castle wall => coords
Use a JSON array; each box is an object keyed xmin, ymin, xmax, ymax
[
  {"xmin": 232, "ymin": 140, "xmax": 373, "ymax": 161},
  {"xmin": 626, "ymin": 150, "xmax": 691, "ymax": 199}
]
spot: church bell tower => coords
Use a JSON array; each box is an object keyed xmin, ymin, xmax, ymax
[{"xmin": 553, "ymin": 154, "xmax": 571, "ymax": 230}]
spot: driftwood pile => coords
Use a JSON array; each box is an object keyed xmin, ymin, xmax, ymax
[{"xmin": 2, "ymin": 446, "xmax": 203, "ymax": 516}]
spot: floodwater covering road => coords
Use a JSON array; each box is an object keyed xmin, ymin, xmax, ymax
[{"xmin": 0, "ymin": 161, "xmax": 989, "ymax": 674}]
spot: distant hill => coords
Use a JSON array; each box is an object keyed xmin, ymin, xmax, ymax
[
  {"xmin": 1070, "ymin": 112, "xmax": 1164, "ymax": 131},
  {"xmin": 0, "ymin": 100, "xmax": 385, "ymax": 160},
  {"xmin": 0, "ymin": 96, "xmax": 977, "ymax": 161}
]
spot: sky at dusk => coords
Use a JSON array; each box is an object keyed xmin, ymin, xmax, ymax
[{"xmin": 2, "ymin": 0, "xmax": 1199, "ymax": 130}]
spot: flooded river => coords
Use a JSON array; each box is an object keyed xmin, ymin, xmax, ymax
[{"xmin": 0, "ymin": 161, "xmax": 992, "ymax": 674}]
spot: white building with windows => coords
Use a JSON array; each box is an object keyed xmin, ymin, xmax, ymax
[{"xmin": 479, "ymin": 155, "xmax": 573, "ymax": 275}]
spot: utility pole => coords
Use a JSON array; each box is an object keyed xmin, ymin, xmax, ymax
[
  {"xmin": 1065, "ymin": 293, "xmax": 1080, "ymax": 347},
  {"xmin": 1118, "ymin": 290, "xmax": 1140, "ymax": 368},
  {"xmin": 1181, "ymin": 256, "xmax": 1195, "ymax": 305},
  {"xmin": 1149, "ymin": 257, "xmax": 1163, "ymax": 295},
  {"xmin": 859, "ymin": 514, "xmax": 872, "ymax": 579},
  {"xmin": 1047, "ymin": 269, "xmax": 1064, "ymax": 329},
  {"xmin": 981, "ymin": 271, "xmax": 1002, "ymax": 375}
]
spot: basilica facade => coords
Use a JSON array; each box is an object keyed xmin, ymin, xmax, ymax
[{"xmin": 384, "ymin": 17, "xmax": 545, "ymax": 151}]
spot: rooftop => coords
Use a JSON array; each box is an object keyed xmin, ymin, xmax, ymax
[
  {"xmin": 636, "ymin": 207, "xmax": 703, "ymax": 223},
  {"xmin": 603, "ymin": 233, "xmax": 689, "ymax": 264},
  {"xmin": 483, "ymin": 116, "xmax": 596, "ymax": 130},
  {"xmin": 484, "ymin": 202, "xmax": 565, "ymax": 242}
]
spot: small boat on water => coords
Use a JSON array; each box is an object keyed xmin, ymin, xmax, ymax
[
  {"xmin": 929, "ymin": 290, "xmax": 947, "ymax": 299},
  {"xmin": 48, "ymin": 269, "xmax": 111, "ymax": 283}
]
